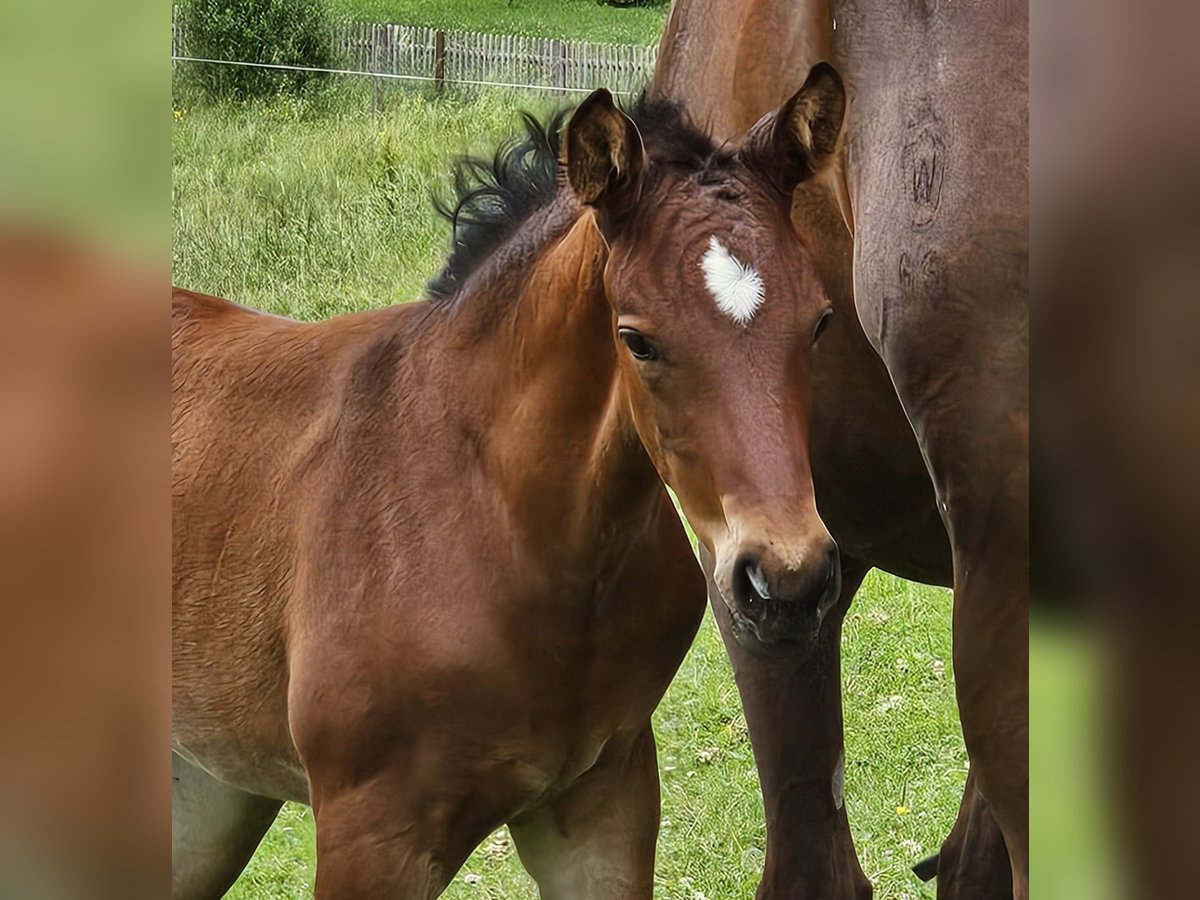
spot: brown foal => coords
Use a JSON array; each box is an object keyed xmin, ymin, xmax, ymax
[
  {"xmin": 652, "ymin": 1, "xmax": 1028, "ymax": 898},
  {"xmin": 173, "ymin": 72, "xmax": 847, "ymax": 899}
]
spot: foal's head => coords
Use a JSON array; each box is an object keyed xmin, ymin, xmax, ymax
[{"xmin": 565, "ymin": 65, "xmax": 847, "ymax": 657}]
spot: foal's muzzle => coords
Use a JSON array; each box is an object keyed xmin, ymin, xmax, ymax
[{"xmin": 726, "ymin": 542, "xmax": 841, "ymax": 657}]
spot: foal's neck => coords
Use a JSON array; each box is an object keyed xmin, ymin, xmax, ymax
[{"xmin": 447, "ymin": 206, "xmax": 662, "ymax": 557}]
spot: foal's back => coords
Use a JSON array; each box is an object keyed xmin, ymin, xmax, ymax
[
  {"xmin": 172, "ymin": 289, "xmax": 446, "ymax": 798},
  {"xmin": 173, "ymin": 288, "xmax": 430, "ymax": 583}
]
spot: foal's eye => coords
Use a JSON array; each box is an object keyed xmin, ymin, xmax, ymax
[
  {"xmin": 812, "ymin": 308, "xmax": 834, "ymax": 343},
  {"xmin": 618, "ymin": 328, "xmax": 660, "ymax": 362}
]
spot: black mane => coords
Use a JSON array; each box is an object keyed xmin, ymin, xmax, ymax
[{"xmin": 426, "ymin": 95, "xmax": 726, "ymax": 303}]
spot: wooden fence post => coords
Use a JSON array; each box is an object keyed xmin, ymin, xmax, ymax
[
  {"xmin": 550, "ymin": 39, "xmax": 563, "ymax": 90},
  {"xmin": 371, "ymin": 24, "xmax": 380, "ymax": 118},
  {"xmin": 434, "ymin": 29, "xmax": 446, "ymax": 93}
]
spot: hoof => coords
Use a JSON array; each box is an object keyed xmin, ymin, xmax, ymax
[{"xmin": 912, "ymin": 852, "xmax": 939, "ymax": 883}]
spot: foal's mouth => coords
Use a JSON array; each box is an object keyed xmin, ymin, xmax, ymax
[{"xmin": 727, "ymin": 606, "xmax": 822, "ymax": 659}]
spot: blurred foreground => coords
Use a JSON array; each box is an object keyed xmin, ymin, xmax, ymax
[{"xmin": 1035, "ymin": 0, "xmax": 1200, "ymax": 896}]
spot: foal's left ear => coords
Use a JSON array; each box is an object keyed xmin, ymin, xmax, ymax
[
  {"xmin": 737, "ymin": 62, "xmax": 847, "ymax": 196},
  {"xmin": 564, "ymin": 88, "xmax": 646, "ymax": 227}
]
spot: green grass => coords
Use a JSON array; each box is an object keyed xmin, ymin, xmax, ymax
[
  {"xmin": 174, "ymin": 83, "xmax": 964, "ymax": 900},
  {"xmin": 173, "ymin": 83, "xmax": 548, "ymax": 316},
  {"xmin": 325, "ymin": 0, "xmax": 668, "ymax": 45},
  {"xmin": 173, "ymin": 0, "xmax": 668, "ymax": 46}
]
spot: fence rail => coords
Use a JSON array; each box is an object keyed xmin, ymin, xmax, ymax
[{"xmin": 171, "ymin": 10, "xmax": 658, "ymax": 96}]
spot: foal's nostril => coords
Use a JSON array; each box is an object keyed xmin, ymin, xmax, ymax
[
  {"xmin": 746, "ymin": 558, "xmax": 771, "ymax": 602},
  {"xmin": 731, "ymin": 544, "xmax": 841, "ymax": 616},
  {"xmin": 732, "ymin": 552, "xmax": 768, "ymax": 608}
]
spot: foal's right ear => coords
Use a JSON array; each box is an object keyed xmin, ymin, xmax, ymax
[
  {"xmin": 737, "ymin": 62, "xmax": 847, "ymax": 196},
  {"xmin": 564, "ymin": 89, "xmax": 646, "ymax": 227}
]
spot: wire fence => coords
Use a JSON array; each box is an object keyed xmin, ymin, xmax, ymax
[{"xmin": 171, "ymin": 9, "xmax": 658, "ymax": 97}]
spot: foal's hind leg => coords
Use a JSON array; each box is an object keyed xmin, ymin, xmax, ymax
[
  {"xmin": 172, "ymin": 752, "xmax": 283, "ymax": 900},
  {"xmin": 509, "ymin": 727, "xmax": 660, "ymax": 899},
  {"xmin": 934, "ymin": 767, "xmax": 1013, "ymax": 899}
]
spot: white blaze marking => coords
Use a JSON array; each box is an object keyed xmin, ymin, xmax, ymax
[{"xmin": 700, "ymin": 236, "xmax": 764, "ymax": 326}]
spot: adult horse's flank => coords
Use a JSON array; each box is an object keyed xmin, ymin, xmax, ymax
[
  {"xmin": 173, "ymin": 73, "xmax": 847, "ymax": 899},
  {"xmin": 653, "ymin": 1, "xmax": 1028, "ymax": 898}
]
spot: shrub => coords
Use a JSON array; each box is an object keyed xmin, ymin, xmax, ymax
[{"xmin": 181, "ymin": 0, "xmax": 337, "ymax": 101}]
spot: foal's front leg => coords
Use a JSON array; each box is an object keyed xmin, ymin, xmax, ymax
[
  {"xmin": 307, "ymin": 762, "xmax": 495, "ymax": 899},
  {"xmin": 309, "ymin": 775, "xmax": 458, "ymax": 899},
  {"xmin": 509, "ymin": 726, "xmax": 661, "ymax": 900}
]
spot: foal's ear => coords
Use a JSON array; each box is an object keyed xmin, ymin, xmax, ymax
[
  {"xmin": 737, "ymin": 62, "xmax": 847, "ymax": 196},
  {"xmin": 564, "ymin": 88, "xmax": 646, "ymax": 226}
]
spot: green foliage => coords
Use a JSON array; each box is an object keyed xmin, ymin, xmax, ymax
[{"xmin": 181, "ymin": 0, "xmax": 338, "ymax": 101}]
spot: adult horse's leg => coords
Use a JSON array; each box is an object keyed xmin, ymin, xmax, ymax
[
  {"xmin": 948, "ymin": 497, "xmax": 1029, "ymax": 899},
  {"xmin": 863, "ymin": 285, "xmax": 1029, "ymax": 897},
  {"xmin": 171, "ymin": 752, "xmax": 282, "ymax": 900},
  {"xmin": 703, "ymin": 544, "xmax": 871, "ymax": 899},
  {"xmin": 509, "ymin": 727, "xmax": 660, "ymax": 899},
  {"xmin": 838, "ymin": 0, "xmax": 1030, "ymax": 889},
  {"xmin": 935, "ymin": 767, "xmax": 1013, "ymax": 899}
]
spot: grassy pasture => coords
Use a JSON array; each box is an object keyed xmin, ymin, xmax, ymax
[
  {"xmin": 173, "ymin": 82, "xmax": 964, "ymax": 899},
  {"xmin": 172, "ymin": 0, "xmax": 668, "ymax": 46},
  {"xmin": 324, "ymin": 0, "xmax": 668, "ymax": 45}
]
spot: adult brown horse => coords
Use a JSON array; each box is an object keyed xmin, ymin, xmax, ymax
[
  {"xmin": 173, "ymin": 76, "xmax": 850, "ymax": 899},
  {"xmin": 653, "ymin": 1, "xmax": 1028, "ymax": 898}
]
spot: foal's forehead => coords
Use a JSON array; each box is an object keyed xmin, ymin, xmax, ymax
[
  {"xmin": 649, "ymin": 173, "xmax": 790, "ymax": 247},
  {"xmin": 641, "ymin": 182, "xmax": 799, "ymax": 282},
  {"xmin": 613, "ymin": 174, "xmax": 820, "ymax": 327},
  {"xmin": 616, "ymin": 228, "xmax": 808, "ymax": 333}
]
